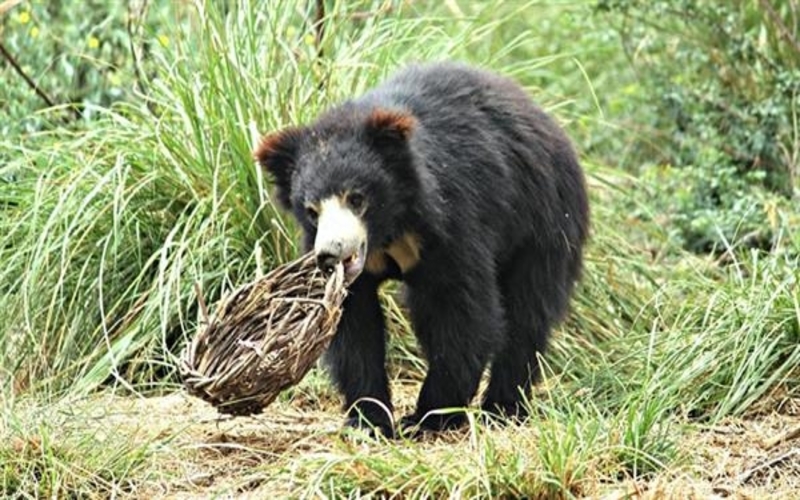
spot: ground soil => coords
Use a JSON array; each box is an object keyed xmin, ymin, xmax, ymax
[{"xmin": 61, "ymin": 384, "xmax": 800, "ymax": 499}]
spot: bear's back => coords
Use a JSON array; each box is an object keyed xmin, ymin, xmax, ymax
[{"xmin": 358, "ymin": 62, "xmax": 587, "ymax": 256}]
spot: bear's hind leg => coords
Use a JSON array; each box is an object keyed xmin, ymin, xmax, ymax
[
  {"xmin": 482, "ymin": 243, "xmax": 574, "ymax": 422},
  {"xmin": 323, "ymin": 274, "xmax": 394, "ymax": 437}
]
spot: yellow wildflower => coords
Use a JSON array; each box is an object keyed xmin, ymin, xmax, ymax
[
  {"xmin": 157, "ymin": 34, "xmax": 169, "ymax": 47},
  {"xmin": 88, "ymin": 36, "xmax": 99, "ymax": 49},
  {"xmin": 765, "ymin": 200, "xmax": 778, "ymax": 230},
  {"xmin": 304, "ymin": 33, "xmax": 315, "ymax": 46},
  {"xmin": 622, "ymin": 84, "xmax": 639, "ymax": 96},
  {"xmin": 29, "ymin": 26, "xmax": 39, "ymax": 38},
  {"xmin": 17, "ymin": 11, "xmax": 31, "ymax": 24}
]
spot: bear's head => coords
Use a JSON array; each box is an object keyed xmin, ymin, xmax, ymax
[{"xmin": 254, "ymin": 107, "xmax": 420, "ymax": 282}]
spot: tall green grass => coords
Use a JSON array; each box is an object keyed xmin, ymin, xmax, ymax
[
  {"xmin": 0, "ymin": 393, "xmax": 152, "ymax": 498},
  {"xmin": 2, "ymin": 0, "xmax": 799, "ymax": 497},
  {"xmin": 0, "ymin": 0, "xmax": 596, "ymax": 394},
  {"xmin": 1, "ymin": 0, "xmax": 797, "ymax": 418}
]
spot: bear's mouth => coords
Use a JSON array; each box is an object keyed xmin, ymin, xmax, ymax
[{"xmin": 341, "ymin": 242, "xmax": 366, "ymax": 283}]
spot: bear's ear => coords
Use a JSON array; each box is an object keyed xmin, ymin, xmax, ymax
[
  {"xmin": 253, "ymin": 126, "xmax": 304, "ymax": 210},
  {"xmin": 365, "ymin": 108, "xmax": 416, "ymax": 143}
]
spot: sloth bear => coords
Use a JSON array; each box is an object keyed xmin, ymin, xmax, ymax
[{"xmin": 255, "ymin": 61, "xmax": 589, "ymax": 438}]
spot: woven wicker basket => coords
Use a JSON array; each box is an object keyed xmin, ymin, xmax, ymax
[{"xmin": 180, "ymin": 252, "xmax": 347, "ymax": 416}]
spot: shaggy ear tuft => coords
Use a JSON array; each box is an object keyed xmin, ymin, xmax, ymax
[
  {"xmin": 253, "ymin": 127, "xmax": 304, "ymax": 210},
  {"xmin": 365, "ymin": 108, "xmax": 416, "ymax": 141}
]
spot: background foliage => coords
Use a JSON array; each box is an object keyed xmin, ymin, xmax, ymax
[{"xmin": 597, "ymin": 0, "xmax": 800, "ymax": 252}]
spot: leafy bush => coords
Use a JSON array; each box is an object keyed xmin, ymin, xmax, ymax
[
  {"xmin": 0, "ymin": 1, "xmax": 176, "ymax": 140},
  {"xmin": 595, "ymin": 0, "xmax": 800, "ymax": 252},
  {"xmin": 629, "ymin": 159, "xmax": 794, "ymax": 255},
  {"xmin": 596, "ymin": 0, "xmax": 800, "ymax": 193}
]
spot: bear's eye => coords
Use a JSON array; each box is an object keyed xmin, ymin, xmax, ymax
[
  {"xmin": 347, "ymin": 192, "xmax": 366, "ymax": 213},
  {"xmin": 305, "ymin": 205, "xmax": 319, "ymax": 224}
]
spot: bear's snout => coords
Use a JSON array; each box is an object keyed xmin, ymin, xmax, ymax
[
  {"xmin": 314, "ymin": 238, "xmax": 367, "ymax": 283},
  {"xmin": 316, "ymin": 249, "xmax": 341, "ymax": 272},
  {"xmin": 313, "ymin": 196, "xmax": 368, "ymax": 281}
]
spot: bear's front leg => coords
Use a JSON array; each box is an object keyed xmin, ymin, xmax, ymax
[
  {"xmin": 322, "ymin": 273, "xmax": 394, "ymax": 438},
  {"xmin": 401, "ymin": 272, "xmax": 504, "ymax": 436}
]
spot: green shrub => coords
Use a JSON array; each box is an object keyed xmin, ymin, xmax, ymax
[
  {"xmin": 0, "ymin": 1, "xmax": 176, "ymax": 140},
  {"xmin": 595, "ymin": 0, "xmax": 800, "ymax": 196},
  {"xmin": 630, "ymin": 160, "xmax": 791, "ymax": 254}
]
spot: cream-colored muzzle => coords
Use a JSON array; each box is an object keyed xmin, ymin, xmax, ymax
[{"xmin": 314, "ymin": 197, "xmax": 367, "ymax": 281}]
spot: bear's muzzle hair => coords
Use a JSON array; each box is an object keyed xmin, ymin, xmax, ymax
[{"xmin": 313, "ymin": 197, "xmax": 368, "ymax": 283}]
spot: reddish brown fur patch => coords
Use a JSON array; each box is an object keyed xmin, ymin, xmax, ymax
[
  {"xmin": 366, "ymin": 108, "xmax": 417, "ymax": 140},
  {"xmin": 253, "ymin": 127, "xmax": 304, "ymax": 171}
]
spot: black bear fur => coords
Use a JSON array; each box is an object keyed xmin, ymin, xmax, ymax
[{"xmin": 255, "ymin": 61, "xmax": 590, "ymax": 438}]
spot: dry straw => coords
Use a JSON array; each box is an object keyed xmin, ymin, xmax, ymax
[{"xmin": 180, "ymin": 252, "xmax": 347, "ymax": 416}]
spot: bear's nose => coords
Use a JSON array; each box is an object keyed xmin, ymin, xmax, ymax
[{"xmin": 316, "ymin": 251, "xmax": 340, "ymax": 272}]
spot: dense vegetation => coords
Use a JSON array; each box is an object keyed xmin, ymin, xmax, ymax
[{"xmin": 1, "ymin": 0, "xmax": 798, "ymax": 497}]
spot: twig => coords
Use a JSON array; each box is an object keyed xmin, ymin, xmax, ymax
[
  {"xmin": 310, "ymin": 0, "xmax": 327, "ymax": 91},
  {"xmin": 759, "ymin": 0, "xmax": 800, "ymax": 56},
  {"xmin": 0, "ymin": 0, "xmax": 23, "ymax": 16},
  {"xmin": 736, "ymin": 449, "xmax": 800, "ymax": 484},
  {"xmin": 194, "ymin": 281, "xmax": 210, "ymax": 325},
  {"xmin": 312, "ymin": 0, "xmax": 325, "ymax": 59},
  {"xmin": 127, "ymin": 0, "xmax": 157, "ymax": 116},
  {"xmin": 0, "ymin": 42, "xmax": 82, "ymax": 121},
  {"xmin": 0, "ymin": 43, "xmax": 54, "ymax": 109},
  {"xmin": 762, "ymin": 423, "xmax": 800, "ymax": 450}
]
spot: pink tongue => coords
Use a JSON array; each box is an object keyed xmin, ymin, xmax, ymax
[{"xmin": 344, "ymin": 254, "xmax": 361, "ymax": 273}]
